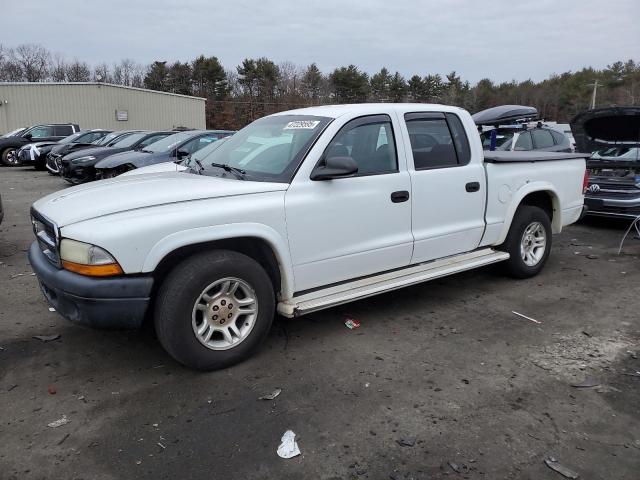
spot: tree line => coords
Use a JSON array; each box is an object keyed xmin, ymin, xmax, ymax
[{"xmin": 1, "ymin": 43, "xmax": 638, "ymax": 130}]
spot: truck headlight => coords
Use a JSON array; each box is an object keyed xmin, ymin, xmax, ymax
[{"xmin": 60, "ymin": 239, "xmax": 123, "ymax": 276}]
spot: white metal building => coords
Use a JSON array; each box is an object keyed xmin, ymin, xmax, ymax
[{"xmin": 0, "ymin": 82, "xmax": 206, "ymax": 133}]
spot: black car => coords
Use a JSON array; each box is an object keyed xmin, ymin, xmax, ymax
[
  {"xmin": 474, "ymin": 105, "xmax": 571, "ymax": 153},
  {"xmin": 46, "ymin": 130, "xmax": 132, "ymax": 175},
  {"xmin": 0, "ymin": 123, "xmax": 81, "ymax": 166},
  {"xmin": 94, "ymin": 130, "xmax": 235, "ymax": 179},
  {"xmin": 17, "ymin": 129, "xmax": 111, "ymax": 170},
  {"xmin": 572, "ymin": 106, "xmax": 640, "ymax": 218},
  {"xmin": 60, "ymin": 131, "xmax": 174, "ymax": 184}
]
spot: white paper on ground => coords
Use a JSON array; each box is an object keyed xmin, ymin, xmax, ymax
[{"xmin": 277, "ymin": 430, "xmax": 301, "ymax": 458}]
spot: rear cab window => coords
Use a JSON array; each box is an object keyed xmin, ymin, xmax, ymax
[
  {"xmin": 531, "ymin": 129, "xmax": 555, "ymax": 148},
  {"xmin": 404, "ymin": 112, "xmax": 471, "ymax": 169},
  {"xmin": 54, "ymin": 125, "xmax": 74, "ymax": 136}
]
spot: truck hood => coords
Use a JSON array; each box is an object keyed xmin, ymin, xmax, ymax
[{"xmin": 33, "ymin": 171, "xmax": 288, "ymax": 227}]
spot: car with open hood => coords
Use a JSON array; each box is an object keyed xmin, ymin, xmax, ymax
[
  {"xmin": 94, "ymin": 130, "xmax": 234, "ymax": 179},
  {"xmin": 59, "ymin": 131, "xmax": 174, "ymax": 184},
  {"xmin": 0, "ymin": 123, "xmax": 80, "ymax": 166},
  {"xmin": 474, "ymin": 105, "xmax": 571, "ymax": 153},
  {"xmin": 572, "ymin": 106, "xmax": 640, "ymax": 218},
  {"xmin": 17, "ymin": 129, "xmax": 111, "ymax": 170}
]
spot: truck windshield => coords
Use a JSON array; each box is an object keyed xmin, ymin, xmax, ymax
[{"xmin": 198, "ymin": 115, "xmax": 331, "ymax": 182}]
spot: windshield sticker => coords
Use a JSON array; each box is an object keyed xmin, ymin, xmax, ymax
[{"xmin": 284, "ymin": 121, "xmax": 320, "ymax": 130}]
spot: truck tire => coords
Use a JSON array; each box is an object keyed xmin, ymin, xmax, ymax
[
  {"xmin": 499, "ymin": 205, "xmax": 552, "ymax": 279},
  {"xmin": 154, "ymin": 250, "xmax": 275, "ymax": 370},
  {"xmin": 1, "ymin": 148, "xmax": 19, "ymax": 167}
]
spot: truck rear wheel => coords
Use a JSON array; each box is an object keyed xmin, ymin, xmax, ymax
[
  {"xmin": 499, "ymin": 205, "xmax": 552, "ymax": 278},
  {"xmin": 154, "ymin": 250, "xmax": 275, "ymax": 370}
]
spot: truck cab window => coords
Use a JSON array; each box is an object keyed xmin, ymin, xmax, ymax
[
  {"xmin": 324, "ymin": 116, "xmax": 397, "ymax": 176},
  {"xmin": 531, "ymin": 129, "xmax": 554, "ymax": 148},
  {"xmin": 406, "ymin": 117, "xmax": 457, "ymax": 169}
]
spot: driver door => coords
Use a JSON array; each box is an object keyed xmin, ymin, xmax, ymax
[{"xmin": 285, "ymin": 114, "xmax": 413, "ymax": 293}]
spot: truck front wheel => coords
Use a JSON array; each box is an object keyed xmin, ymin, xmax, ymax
[
  {"xmin": 154, "ymin": 250, "xmax": 275, "ymax": 370},
  {"xmin": 499, "ymin": 205, "xmax": 552, "ymax": 279}
]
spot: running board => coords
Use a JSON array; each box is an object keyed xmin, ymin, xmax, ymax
[{"xmin": 277, "ymin": 249, "xmax": 509, "ymax": 318}]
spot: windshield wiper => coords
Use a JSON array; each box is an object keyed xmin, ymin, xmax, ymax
[
  {"xmin": 192, "ymin": 158, "xmax": 205, "ymax": 175},
  {"xmin": 141, "ymin": 149, "xmax": 153, "ymax": 153},
  {"xmin": 210, "ymin": 162, "xmax": 246, "ymax": 179}
]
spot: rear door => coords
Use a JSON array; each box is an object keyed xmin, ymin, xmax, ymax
[
  {"xmin": 285, "ymin": 114, "xmax": 413, "ymax": 292},
  {"xmin": 400, "ymin": 112, "xmax": 486, "ymax": 264}
]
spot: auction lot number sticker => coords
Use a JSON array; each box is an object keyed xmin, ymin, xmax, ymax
[{"xmin": 284, "ymin": 121, "xmax": 320, "ymax": 129}]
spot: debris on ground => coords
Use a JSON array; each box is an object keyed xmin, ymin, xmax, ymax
[
  {"xmin": 47, "ymin": 415, "xmax": 69, "ymax": 428},
  {"xmin": 586, "ymin": 254, "xmax": 598, "ymax": 259},
  {"xmin": 277, "ymin": 430, "xmax": 301, "ymax": 458},
  {"xmin": 78, "ymin": 395, "xmax": 86, "ymax": 402},
  {"xmin": 57, "ymin": 433, "xmax": 70, "ymax": 445},
  {"xmin": 7, "ymin": 384, "xmax": 17, "ymax": 392},
  {"xmin": 10, "ymin": 272, "xmax": 36, "ymax": 279},
  {"xmin": 571, "ymin": 378, "xmax": 599, "ymax": 388},
  {"xmin": 157, "ymin": 442, "xmax": 166, "ymax": 450},
  {"xmin": 48, "ymin": 307, "xmax": 56, "ymax": 312},
  {"xmin": 48, "ymin": 386, "xmax": 57, "ymax": 395},
  {"xmin": 259, "ymin": 388, "xmax": 282, "ymax": 400},
  {"xmin": 512, "ymin": 311, "xmax": 541, "ymax": 324},
  {"xmin": 344, "ymin": 318, "xmax": 361, "ymax": 330},
  {"xmin": 544, "ymin": 457, "xmax": 579, "ymax": 479},
  {"xmin": 448, "ymin": 461, "xmax": 462, "ymax": 473},
  {"xmin": 396, "ymin": 436, "xmax": 416, "ymax": 447},
  {"xmin": 33, "ymin": 334, "xmax": 61, "ymax": 343}
]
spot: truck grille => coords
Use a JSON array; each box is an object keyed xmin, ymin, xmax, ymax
[{"xmin": 30, "ymin": 208, "xmax": 60, "ymax": 267}]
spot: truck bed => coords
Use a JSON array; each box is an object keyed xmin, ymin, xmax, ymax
[{"xmin": 484, "ymin": 151, "xmax": 589, "ymax": 163}]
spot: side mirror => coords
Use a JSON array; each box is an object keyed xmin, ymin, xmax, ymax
[
  {"xmin": 311, "ymin": 156, "xmax": 358, "ymax": 181},
  {"xmin": 23, "ymin": 133, "xmax": 32, "ymax": 140},
  {"xmin": 176, "ymin": 148, "xmax": 190, "ymax": 159}
]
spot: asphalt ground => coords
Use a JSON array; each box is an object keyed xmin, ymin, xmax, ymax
[{"xmin": 1, "ymin": 166, "xmax": 639, "ymax": 479}]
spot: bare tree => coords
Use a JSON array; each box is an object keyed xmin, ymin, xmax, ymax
[
  {"xmin": 92, "ymin": 62, "xmax": 111, "ymax": 83},
  {"xmin": 66, "ymin": 59, "xmax": 91, "ymax": 82},
  {"xmin": 49, "ymin": 53, "xmax": 67, "ymax": 81},
  {"xmin": 12, "ymin": 44, "xmax": 50, "ymax": 81}
]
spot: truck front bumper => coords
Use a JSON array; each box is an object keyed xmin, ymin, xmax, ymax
[{"xmin": 28, "ymin": 242, "xmax": 153, "ymax": 329}]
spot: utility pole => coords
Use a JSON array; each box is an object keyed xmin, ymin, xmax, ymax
[{"xmin": 586, "ymin": 80, "xmax": 601, "ymax": 109}]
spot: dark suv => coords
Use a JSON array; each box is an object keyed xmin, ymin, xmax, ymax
[{"xmin": 0, "ymin": 124, "xmax": 80, "ymax": 166}]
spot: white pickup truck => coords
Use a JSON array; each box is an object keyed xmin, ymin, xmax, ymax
[{"xmin": 29, "ymin": 104, "xmax": 589, "ymax": 370}]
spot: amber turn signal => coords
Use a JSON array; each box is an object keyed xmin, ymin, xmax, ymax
[{"xmin": 62, "ymin": 260, "xmax": 123, "ymax": 277}]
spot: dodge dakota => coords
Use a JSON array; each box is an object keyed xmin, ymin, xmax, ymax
[{"xmin": 29, "ymin": 104, "xmax": 589, "ymax": 370}]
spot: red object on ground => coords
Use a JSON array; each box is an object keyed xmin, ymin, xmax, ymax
[
  {"xmin": 48, "ymin": 386, "xmax": 57, "ymax": 395},
  {"xmin": 344, "ymin": 318, "xmax": 361, "ymax": 329}
]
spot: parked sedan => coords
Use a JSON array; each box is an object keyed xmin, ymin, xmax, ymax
[
  {"xmin": 46, "ymin": 130, "xmax": 134, "ymax": 175},
  {"xmin": 94, "ymin": 130, "xmax": 234, "ymax": 179},
  {"xmin": 60, "ymin": 131, "xmax": 173, "ymax": 184},
  {"xmin": 17, "ymin": 129, "xmax": 111, "ymax": 170}
]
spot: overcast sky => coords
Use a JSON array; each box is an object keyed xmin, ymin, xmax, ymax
[{"xmin": 3, "ymin": 0, "xmax": 639, "ymax": 83}]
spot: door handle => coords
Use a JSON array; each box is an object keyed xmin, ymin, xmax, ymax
[
  {"xmin": 465, "ymin": 182, "xmax": 480, "ymax": 193},
  {"xmin": 391, "ymin": 190, "xmax": 410, "ymax": 203}
]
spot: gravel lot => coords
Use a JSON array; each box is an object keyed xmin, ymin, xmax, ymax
[{"xmin": 1, "ymin": 167, "xmax": 639, "ymax": 480}]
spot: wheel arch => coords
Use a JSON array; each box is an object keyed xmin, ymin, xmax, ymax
[
  {"xmin": 143, "ymin": 224, "xmax": 295, "ymax": 299},
  {"xmin": 497, "ymin": 183, "xmax": 561, "ymax": 245}
]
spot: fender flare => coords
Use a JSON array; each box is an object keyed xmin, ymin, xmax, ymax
[
  {"xmin": 496, "ymin": 182, "xmax": 562, "ymax": 245},
  {"xmin": 142, "ymin": 223, "xmax": 296, "ymax": 299}
]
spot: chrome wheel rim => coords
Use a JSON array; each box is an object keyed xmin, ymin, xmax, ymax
[
  {"xmin": 5, "ymin": 149, "xmax": 19, "ymax": 166},
  {"xmin": 191, "ymin": 277, "xmax": 258, "ymax": 351},
  {"xmin": 520, "ymin": 221, "xmax": 546, "ymax": 267}
]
